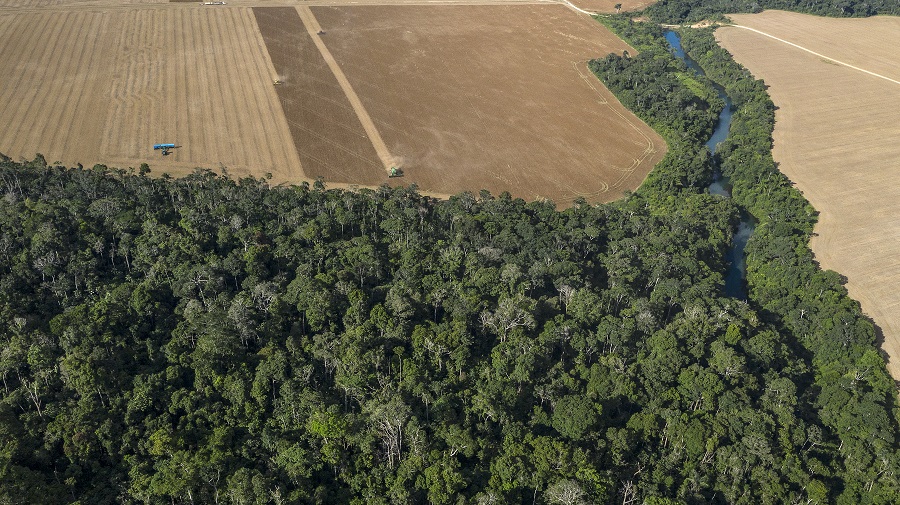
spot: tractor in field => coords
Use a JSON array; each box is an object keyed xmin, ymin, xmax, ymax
[
  {"xmin": 153, "ymin": 143, "xmax": 176, "ymax": 156},
  {"xmin": 389, "ymin": 167, "xmax": 403, "ymax": 178}
]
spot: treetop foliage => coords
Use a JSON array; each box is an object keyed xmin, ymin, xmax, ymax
[
  {"xmin": 2, "ymin": 11, "xmax": 900, "ymax": 505},
  {"xmin": 645, "ymin": 0, "xmax": 900, "ymax": 23}
]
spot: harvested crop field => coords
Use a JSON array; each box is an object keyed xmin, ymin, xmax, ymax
[
  {"xmin": 301, "ymin": 4, "xmax": 665, "ymax": 203},
  {"xmin": 0, "ymin": 1, "xmax": 664, "ymax": 203},
  {"xmin": 717, "ymin": 11, "xmax": 900, "ymax": 378},
  {"xmin": 0, "ymin": 6, "xmax": 301, "ymax": 182},
  {"xmin": 254, "ymin": 6, "xmax": 387, "ymax": 186},
  {"xmin": 566, "ymin": 0, "xmax": 657, "ymax": 14}
]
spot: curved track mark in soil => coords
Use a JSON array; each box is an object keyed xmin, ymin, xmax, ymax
[
  {"xmin": 572, "ymin": 60, "xmax": 658, "ymax": 191},
  {"xmin": 296, "ymin": 6, "xmax": 396, "ymax": 172},
  {"xmin": 553, "ymin": 0, "xmax": 598, "ymax": 16}
]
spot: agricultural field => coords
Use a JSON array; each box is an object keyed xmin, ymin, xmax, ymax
[
  {"xmin": 566, "ymin": 0, "xmax": 657, "ymax": 13},
  {"xmin": 305, "ymin": 4, "xmax": 665, "ymax": 203},
  {"xmin": 0, "ymin": 0, "xmax": 664, "ymax": 203},
  {"xmin": 0, "ymin": 5, "xmax": 302, "ymax": 183},
  {"xmin": 717, "ymin": 11, "xmax": 900, "ymax": 377},
  {"xmin": 254, "ymin": 6, "xmax": 394, "ymax": 187}
]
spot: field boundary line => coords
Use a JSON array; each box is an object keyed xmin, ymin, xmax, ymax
[
  {"xmin": 732, "ymin": 25, "xmax": 900, "ymax": 87},
  {"xmin": 572, "ymin": 60, "xmax": 658, "ymax": 190},
  {"xmin": 296, "ymin": 6, "xmax": 395, "ymax": 173}
]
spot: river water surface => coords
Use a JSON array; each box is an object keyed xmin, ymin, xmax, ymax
[{"xmin": 664, "ymin": 30, "xmax": 753, "ymax": 300}]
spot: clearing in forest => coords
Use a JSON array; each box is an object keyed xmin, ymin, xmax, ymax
[
  {"xmin": 0, "ymin": 1, "xmax": 664, "ymax": 203},
  {"xmin": 288, "ymin": 4, "xmax": 665, "ymax": 203},
  {"xmin": 716, "ymin": 10, "xmax": 900, "ymax": 378}
]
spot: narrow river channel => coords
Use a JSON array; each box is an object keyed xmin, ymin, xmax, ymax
[{"xmin": 664, "ymin": 30, "xmax": 754, "ymax": 300}]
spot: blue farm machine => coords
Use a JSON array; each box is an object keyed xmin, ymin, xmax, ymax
[{"xmin": 153, "ymin": 143, "xmax": 176, "ymax": 156}]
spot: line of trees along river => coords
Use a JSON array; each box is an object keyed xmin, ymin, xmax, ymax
[
  {"xmin": 645, "ymin": 0, "xmax": 900, "ymax": 23},
  {"xmin": 0, "ymin": 15, "xmax": 898, "ymax": 505},
  {"xmin": 595, "ymin": 16, "xmax": 900, "ymax": 503},
  {"xmin": 663, "ymin": 29, "xmax": 752, "ymax": 300}
]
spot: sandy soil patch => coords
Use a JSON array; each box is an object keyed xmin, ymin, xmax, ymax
[
  {"xmin": 716, "ymin": 11, "xmax": 900, "ymax": 378},
  {"xmin": 0, "ymin": 7, "xmax": 302, "ymax": 183},
  {"xmin": 309, "ymin": 4, "xmax": 665, "ymax": 204}
]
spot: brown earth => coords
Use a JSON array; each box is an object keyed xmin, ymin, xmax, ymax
[
  {"xmin": 254, "ymin": 6, "xmax": 385, "ymax": 185},
  {"xmin": 0, "ymin": 6, "xmax": 302, "ymax": 183},
  {"xmin": 309, "ymin": 4, "xmax": 665, "ymax": 204},
  {"xmin": 0, "ymin": 1, "xmax": 664, "ymax": 204},
  {"xmin": 716, "ymin": 11, "xmax": 900, "ymax": 378}
]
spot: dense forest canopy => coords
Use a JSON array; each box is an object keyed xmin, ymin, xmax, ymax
[
  {"xmin": 2, "ymin": 9, "xmax": 900, "ymax": 505},
  {"xmin": 644, "ymin": 0, "xmax": 900, "ymax": 23}
]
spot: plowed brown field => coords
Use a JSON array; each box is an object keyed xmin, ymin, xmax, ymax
[
  {"xmin": 254, "ymin": 6, "xmax": 385, "ymax": 185},
  {"xmin": 0, "ymin": 1, "xmax": 665, "ymax": 204},
  {"xmin": 308, "ymin": 4, "xmax": 665, "ymax": 203},
  {"xmin": 717, "ymin": 11, "xmax": 900, "ymax": 378},
  {"xmin": 0, "ymin": 6, "xmax": 301, "ymax": 182}
]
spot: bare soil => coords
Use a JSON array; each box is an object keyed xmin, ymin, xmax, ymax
[
  {"xmin": 310, "ymin": 4, "xmax": 665, "ymax": 204},
  {"xmin": 717, "ymin": 11, "xmax": 900, "ymax": 378},
  {"xmin": 254, "ymin": 6, "xmax": 385, "ymax": 185},
  {"xmin": 0, "ymin": 1, "xmax": 664, "ymax": 205},
  {"xmin": 0, "ymin": 6, "xmax": 302, "ymax": 183}
]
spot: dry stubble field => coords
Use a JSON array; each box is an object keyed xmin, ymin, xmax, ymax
[
  {"xmin": 0, "ymin": 0, "xmax": 664, "ymax": 203},
  {"xmin": 0, "ymin": 5, "xmax": 302, "ymax": 183},
  {"xmin": 717, "ymin": 11, "xmax": 900, "ymax": 378}
]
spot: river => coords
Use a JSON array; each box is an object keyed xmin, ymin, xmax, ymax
[{"xmin": 664, "ymin": 30, "xmax": 753, "ymax": 300}]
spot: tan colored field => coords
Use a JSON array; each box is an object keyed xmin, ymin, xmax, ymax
[
  {"xmin": 717, "ymin": 11, "xmax": 900, "ymax": 378},
  {"xmin": 0, "ymin": 0, "xmax": 651, "ymax": 12},
  {"xmin": 309, "ymin": 4, "xmax": 665, "ymax": 203},
  {"xmin": 566, "ymin": 0, "xmax": 656, "ymax": 14},
  {"xmin": 0, "ymin": 0, "xmax": 664, "ymax": 203},
  {"xmin": 0, "ymin": 6, "xmax": 302, "ymax": 183}
]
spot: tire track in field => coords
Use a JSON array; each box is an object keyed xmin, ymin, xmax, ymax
[
  {"xmin": 732, "ymin": 25, "xmax": 900, "ymax": 87},
  {"xmin": 296, "ymin": 6, "xmax": 396, "ymax": 172},
  {"xmin": 253, "ymin": 6, "xmax": 386, "ymax": 184}
]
